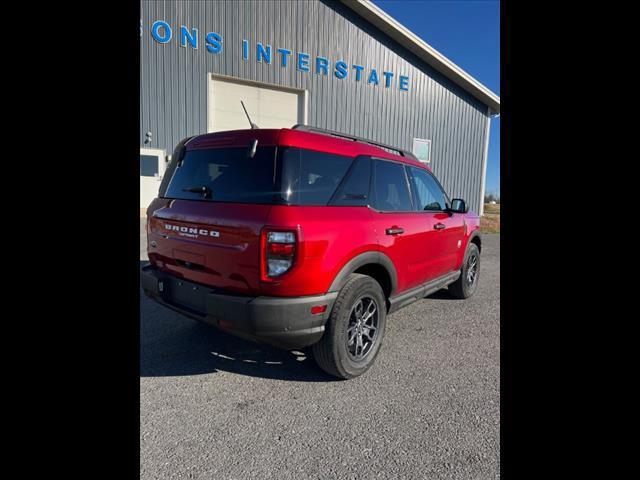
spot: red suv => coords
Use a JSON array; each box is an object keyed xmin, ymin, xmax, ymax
[{"xmin": 141, "ymin": 126, "xmax": 481, "ymax": 379}]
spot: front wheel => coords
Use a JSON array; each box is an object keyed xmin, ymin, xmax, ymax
[
  {"xmin": 312, "ymin": 273, "xmax": 387, "ymax": 379},
  {"xmin": 448, "ymin": 242, "xmax": 480, "ymax": 299}
]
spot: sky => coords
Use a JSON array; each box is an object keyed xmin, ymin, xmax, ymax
[{"xmin": 372, "ymin": 0, "xmax": 500, "ymax": 196}]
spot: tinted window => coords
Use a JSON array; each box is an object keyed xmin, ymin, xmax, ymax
[
  {"xmin": 140, "ymin": 155, "xmax": 159, "ymax": 177},
  {"xmin": 281, "ymin": 148, "xmax": 352, "ymax": 205},
  {"xmin": 332, "ymin": 156, "xmax": 371, "ymax": 206},
  {"xmin": 165, "ymin": 147, "xmax": 277, "ymax": 204},
  {"xmin": 409, "ymin": 166, "xmax": 448, "ymax": 211},
  {"xmin": 372, "ymin": 160, "xmax": 413, "ymax": 212}
]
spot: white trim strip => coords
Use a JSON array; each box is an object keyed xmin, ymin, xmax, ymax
[{"xmin": 478, "ymin": 111, "xmax": 492, "ymax": 216}]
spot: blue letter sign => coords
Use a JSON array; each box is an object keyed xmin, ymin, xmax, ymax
[
  {"xmin": 297, "ymin": 52, "xmax": 310, "ymax": 72},
  {"xmin": 205, "ymin": 32, "xmax": 222, "ymax": 53},
  {"xmin": 146, "ymin": 20, "xmax": 411, "ymax": 91},
  {"xmin": 151, "ymin": 21, "xmax": 172, "ymax": 43}
]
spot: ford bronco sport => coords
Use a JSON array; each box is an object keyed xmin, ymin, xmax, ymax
[{"xmin": 141, "ymin": 125, "xmax": 481, "ymax": 379}]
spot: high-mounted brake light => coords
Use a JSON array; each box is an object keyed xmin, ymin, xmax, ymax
[{"xmin": 261, "ymin": 230, "xmax": 297, "ymax": 280}]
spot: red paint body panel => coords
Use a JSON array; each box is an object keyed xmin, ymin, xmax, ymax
[
  {"xmin": 147, "ymin": 128, "xmax": 480, "ymax": 299},
  {"xmin": 148, "ymin": 200, "xmax": 272, "ymax": 295},
  {"xmin": 260, "ymin": 205, "xmax": 379, "ymax": 296}
]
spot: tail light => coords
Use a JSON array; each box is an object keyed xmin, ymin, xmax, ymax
[{"xmin": 261, "ymin": 229, "xmax": 296, "ymax": 281}]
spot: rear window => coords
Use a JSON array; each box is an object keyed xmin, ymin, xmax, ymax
[
  {"xmin": 163, "ymin": 146, "xmax": 355, "ymax": 206},
  {"xmin": 164, "ymin": 147, "xmax": 278, "ymax": 204}
]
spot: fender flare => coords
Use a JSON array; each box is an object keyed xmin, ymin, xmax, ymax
[
  {"xmin": 467, "ymin": 230, "xmax": 482, "ymax": 252},
  {"xmin": 328, "ymin": 251, "xmax": 398, "ymax": 296}
]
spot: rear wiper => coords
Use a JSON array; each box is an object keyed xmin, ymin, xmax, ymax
[{"xmin": 182, "ymin": 185, "xmax": 212, "ymax": 199}]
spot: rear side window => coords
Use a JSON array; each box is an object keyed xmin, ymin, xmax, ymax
[
  {"xmin": 331, "ymin": 156, "xmax": 371, "ymax": 206},
  {"xmin": 164, "ymin": 147, "xmax": 277, "ymax": 204},
  {"xmin": 281, "ymin": 148, "xmax": 353, "ymax": 205},
  {"xmin": 408, "ymin": 166, "xmax": 448, "ymax": 211},
  {"xmin": 372, "ymin": 160, "xmax": 413, "ymax": 212}
]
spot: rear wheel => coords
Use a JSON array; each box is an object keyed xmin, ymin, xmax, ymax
[
  {"xmin": 312, "ymin": 273, "xmax": 387, "ymax": 379},
  {"xmin": 448, "ymin": 242, "xmax": 480, "ymax": 299}
]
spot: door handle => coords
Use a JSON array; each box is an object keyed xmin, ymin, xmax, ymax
[
  {"xmin": 385, "ymin": 227, "xmax": 404, "ymax": 235},
  {"xmin": 433, "ymin": 223, "xmax": 446, "ymax": 230}
]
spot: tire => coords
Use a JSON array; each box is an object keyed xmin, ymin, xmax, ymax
[
  {"xmin": 448, "ymin": 242, "xmax": 480, "ymax": 299},
  {"xmin": 312, "ymin": 273, "xmax": 387, "ymax": 379}
]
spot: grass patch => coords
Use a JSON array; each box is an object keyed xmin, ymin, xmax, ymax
[
  {"xmin": 481, "ymin": 203, "xmax": 500, "ymax": 233},
  {"xmin": 483, "ymin": 203, "xmax": 501, "ymax": 215}
]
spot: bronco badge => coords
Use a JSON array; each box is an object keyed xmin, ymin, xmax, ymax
[{"xmin": 164, "ymin": 223, "xmax": 220, "ymax": 239}]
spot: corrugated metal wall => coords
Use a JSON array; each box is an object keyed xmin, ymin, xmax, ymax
[{"xmin": 140, "ymin": 0, "xmax": 490, "ymax": 213}]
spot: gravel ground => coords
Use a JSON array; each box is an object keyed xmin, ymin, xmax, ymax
[{"xmin": 140, "ymin": 218, "xmax": 500, "ymax": 479}]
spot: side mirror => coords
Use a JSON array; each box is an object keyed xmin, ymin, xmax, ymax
[{"xmin": 450, "ymin": 198, "xmax": 468, "ymax": 214}]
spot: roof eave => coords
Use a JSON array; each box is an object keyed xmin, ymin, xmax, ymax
[{"xmin": 339, "ymin": 0, "xmax": 500, "ymax": 115}]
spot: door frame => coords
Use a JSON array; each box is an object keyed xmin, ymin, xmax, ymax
[{"xmin": 206, "ymin": 73, "xmax": 308, "ymax": 132}]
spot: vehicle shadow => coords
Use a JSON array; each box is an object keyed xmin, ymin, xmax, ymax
[
  {"xmin": 425, "ymin": 289, "xmax": 456, "ymax": 301},
  {"xmin": 140, "ymin": 262, "xmax": 335, "ymax": 382}
]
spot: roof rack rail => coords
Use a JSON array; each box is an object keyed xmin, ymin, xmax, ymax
[{"xmin": 291, "ymin": 124, "xmax": 417, "ymax": 159}]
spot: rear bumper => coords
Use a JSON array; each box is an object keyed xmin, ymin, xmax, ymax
[{"xmin": 140, "ymin": 264, "xmax": 337, "ymax": 350}]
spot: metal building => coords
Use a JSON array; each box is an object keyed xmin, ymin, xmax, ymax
[{"xmin": 140, "ymin": 0, "xmax": 500, "ymax": 214}]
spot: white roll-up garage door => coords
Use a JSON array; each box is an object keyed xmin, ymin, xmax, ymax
[{"xmin": 207, "ymin": 75, "xmax": 305, "ymax": 132}]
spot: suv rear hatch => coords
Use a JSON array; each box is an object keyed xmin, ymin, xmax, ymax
[
  {"xmin": 147, "ymin": 133, "xmax": 358, "ymax": 295},
  {"xmin": 148, "ymin": 143, "xmax": 278, "ymax": 295},
  {"xmin": 149, "ymin": 200, "xmax": 272, "ymax": 295}
]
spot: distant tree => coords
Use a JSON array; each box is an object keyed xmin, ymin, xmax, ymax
[{"xmin": 484, "ymin": 191, "xmax": 500, "ymax": 204}]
